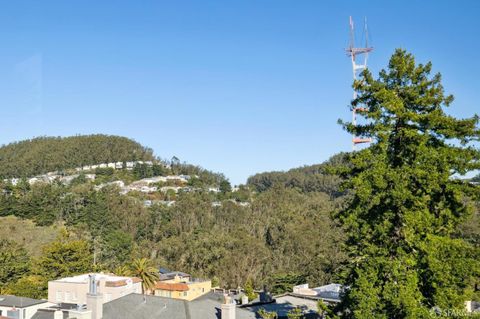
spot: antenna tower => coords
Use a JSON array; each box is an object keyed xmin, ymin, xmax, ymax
[{"xmin": 346, "ymin": 16, "xmax": 373, "ymax": 149}]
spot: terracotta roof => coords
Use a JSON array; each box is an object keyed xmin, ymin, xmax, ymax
[
  {"xmin": 105, "ymin": 277, "xmax": 142, "ymax": 287},
  {"xmin": 155, "ymin": 282, "xmax": 189, "ymax": 291}
]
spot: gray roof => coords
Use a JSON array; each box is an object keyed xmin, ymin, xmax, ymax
[
  {"xmin": 103, "ymin": 293, "xmax": 256, "ymax": 319},
  {"xmin": 31, "ymin": 309, "xmax": 55, "ymax": 319},
  {"xmin": 158, "ymin": 270, "xmax": 190, "ymax": 281},
  {"xmin": 245, "ymin": 295, "xmax": 319, "ymax": 318},
  {"xmin": 31, "ymin": 309, "xmax": 71, "ymax": 319},
  {"xmin": 103, "ymin": 294, "xmax": 187, "ymax": 319},
  {"xmin": 0, "ymin": 295, "xmax": 48, "ymax": 308}
]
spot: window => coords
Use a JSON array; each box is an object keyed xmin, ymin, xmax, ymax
[
  {"xmin": 183, "ymin": 291, "xmax": 188, "ymax": 297},
  {"xmin": 56, "ymin": 291, "xmax": 62, "ymax": 302},
  {"xmin": 65, "ymin": 291, "xmax": 71, "ymax": 302},
  {"xmin": 6, "ymin": 309, "xmax": 19, "ymax": 319}
]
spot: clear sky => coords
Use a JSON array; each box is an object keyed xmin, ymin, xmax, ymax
[{"xmin": 0, "ymin": 0, "xmax": 478, "ymax": 184}]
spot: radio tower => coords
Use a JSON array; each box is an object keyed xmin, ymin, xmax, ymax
[{"xmin": 346, "ymin": 16, "xmax": 373, "ymax": 149}]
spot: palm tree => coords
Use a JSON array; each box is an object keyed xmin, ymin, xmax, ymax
[
  {"xmin": 113, "ymin": 265, "xmax": 130, "ymax": 277},
  {"xmin": 129, "ymin": 258, "xmax": 159, "ymax": 295}
]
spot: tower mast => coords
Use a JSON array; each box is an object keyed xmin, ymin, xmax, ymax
[{"xmin": 346, "ymin": 16, "xmax": 373, "ymax": 150}]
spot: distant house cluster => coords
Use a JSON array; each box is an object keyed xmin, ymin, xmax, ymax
[
  {"xmin": 76, "ymin": 161, "xmax": 156, "ymax": 172},
  {"xmin": 3, "ymin": 161, "xmax": 160, "ymax": 186},
  {"xmin": 94, "ymin": 175, "xmax": 192, "ymax": 195}
]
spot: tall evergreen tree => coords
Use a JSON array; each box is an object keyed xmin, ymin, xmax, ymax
[
  {"xmin": 337, "ymin": 49, "xmax": 480, "ymax": 318},
  {"xmin": 0, "ymin": 240, "xmax": 30, "ymax": 292}
]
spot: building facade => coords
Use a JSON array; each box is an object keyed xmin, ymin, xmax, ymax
[
  {"xmin": 153, "ymin": 271, "xmax": 211, "ymax": 301},
  {"xmin": 48, "ymin": 274, "xmax": 142, "ymax": 305}
]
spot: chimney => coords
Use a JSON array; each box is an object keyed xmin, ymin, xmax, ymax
[
  {"xmin": 86, "ymin": 274, "xmax": 103, "ymax": 319},
  {"xmin": 53, "ymin": 310, "xmax": 63, "ymax": 319},
  {"xmin": 221, "ymin": 293, "xmax": 236, "ymax": 319},
  {"xmin": 241, "ymin": 295, "xmax": 248, "ymax": 305}
]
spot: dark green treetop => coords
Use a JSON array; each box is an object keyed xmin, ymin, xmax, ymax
[{"xmin": 337, "ymin": 49, "xmax": 480, "ymax": 318}]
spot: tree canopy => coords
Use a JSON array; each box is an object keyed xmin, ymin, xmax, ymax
[
  {"xmin": 0, "ymin": 134, "xmax": 155, "ymax": 178},
  {"xmin": 247, "ymin": 153, "xmax": 346, "ymax": 197},
  {"xmin": 336, "ymin": 49, "xmax": 480, "ymax": 318}
]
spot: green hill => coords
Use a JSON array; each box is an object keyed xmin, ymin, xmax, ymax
[
  {"xmin": 0, "ymin": 135, "xmax": 155, "ymax": 178},
  {"xmin": 246, "ymin": 153, "xmax": 347, "ymax": 197}
]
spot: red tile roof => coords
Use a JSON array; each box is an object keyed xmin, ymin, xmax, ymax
[
  {"xmin": 105, "ymin": 277, "xmax": 142, "ymax": 287},
  {"xmin": 154, "ymin": 282, "xmax": 189, "ymax": 291}
]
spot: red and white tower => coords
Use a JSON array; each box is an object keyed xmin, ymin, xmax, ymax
[{"xmin": 346, "ymin": 16, "xmax": 373, "ymax": 149}]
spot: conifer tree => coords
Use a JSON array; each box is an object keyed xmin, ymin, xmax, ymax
[{"xmin": 337, "ymin": 49, "xmax": 480, "ymax": 318}]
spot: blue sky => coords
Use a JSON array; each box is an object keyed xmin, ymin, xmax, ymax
[{"xmin": 0, "ymin": 1, "xmax": 478, "ymax": 184}]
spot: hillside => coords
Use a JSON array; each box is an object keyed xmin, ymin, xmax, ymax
[
  {"xmin": 0, "ymin": 135, "xmax": 155, "ymax": 178},
  {"xmin": 0, "ymin": 135, "xmax": 347, "ymax": 296},
  {"xmin": 247, "ymin": 153, "xmax": 347, "ymax": 197},
  {"xmin": 0, "ymin": 216, "xmax": 60, "ymax": 257},
  {"xmin": 0, "ymin": 137, "xmax": 477, "ymax": 301}
]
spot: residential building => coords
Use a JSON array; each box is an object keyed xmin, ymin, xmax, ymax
[
  {"xmin": 154, "ymin": 270, "xmax": 211, "ymax": 301},
  {"xmin": 48, "ymin": 273, "xmax": 142, "ymax": 305},
  {"xmin": 0, "ymin": 295, "xmax": 52, "ymax": 319}
]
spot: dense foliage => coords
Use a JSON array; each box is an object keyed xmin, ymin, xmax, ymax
[
  {"xmin": 0, "ymin": 134, "xmax": 155, "ymax": 178},
  {"xmin": 0, "ymin": 240, "xmax": 30, "ymax": 290},
  {"xmin": 247, "ymin": 153, "xmax": 346, "ymax": 197},
  {"xmin": 336, "ymin": 49, "xmax": 480, "ymax": 318},
  {"xmin": 2, "ymin": 232, "xmax": 94, "ymax": 298}
]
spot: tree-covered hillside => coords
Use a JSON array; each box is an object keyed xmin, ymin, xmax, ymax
[
  {"xmin": 0, "ymin": 138, "xmax": 347, "ymax": 298},
  {"xmin": 247, "ymin": 153, "xmax": 346, "ymax": 197},
  {"xmin": 0, "ymin": 135, "xmax": 155, "ymax": 178}
]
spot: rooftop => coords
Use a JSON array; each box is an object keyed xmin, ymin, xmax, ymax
[
  {"xmin": 51, "ymin": 273, "xmax": 141, "ymax": 287},
  {"xmin": 155, "ymin": 282, "xmax": 190, "ymax": 292},
  {"xmin": 0, "ymin": 295, "xmax": 48, "ymax": 308},
  {"xmin": 103, "ymin": 292, "xmax": 256, "ymax": 319},
  {"xmin": 158, "ymin": 269, "xmax": 191, "ymax": 281}
]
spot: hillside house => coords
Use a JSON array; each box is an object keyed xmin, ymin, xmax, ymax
[{"xmin": 154, "ymin": 270, "xmax": 211, "ymax": 301}]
